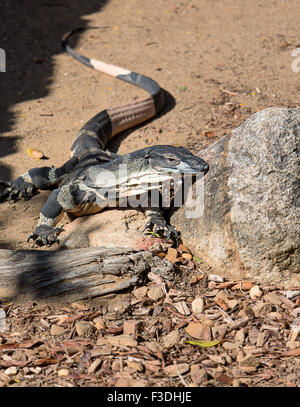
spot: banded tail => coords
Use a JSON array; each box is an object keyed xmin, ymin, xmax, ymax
[{"xmin": 62, "ymin": 28, "xmax": 165, "ymax": 159}]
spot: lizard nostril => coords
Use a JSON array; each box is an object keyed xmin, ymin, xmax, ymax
[{"xmin": 203, "ymin": 163, "xmax": 209, "ymax": 173}]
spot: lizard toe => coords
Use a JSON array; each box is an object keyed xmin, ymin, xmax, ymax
[
  {"xmin": 142, "ymin": 221, "xmax": 152, "ymax": 234},
  {"xmin": 28, "ymin": 225, "xmax": 63, "ymax": 247},
  {"xmin": 153, "ymin": 225, "xmax": 162, "ymax": 235},
  {"xmin": 27, "ymin": 233, "xmax": 35, "ymax": 243},
  {"xmin": 8, "ymin": 190, "xmax": 19, "ymax": 203},
  {"xmin": 0, "ymin": 181, "xmax": 12, "ymax": 201}
]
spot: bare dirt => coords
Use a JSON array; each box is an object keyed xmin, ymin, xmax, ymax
[{"xmin": 0, "ymin": 0, "xmax": 299, "ymax": 388}]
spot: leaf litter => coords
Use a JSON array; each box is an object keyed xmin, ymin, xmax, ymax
[{"xmin": 0, "ymin": 243, "xmax": 299, "ymax": 387}]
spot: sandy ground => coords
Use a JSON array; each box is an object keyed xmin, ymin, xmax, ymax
[{"xmin": 0, "ymin": 0, "xmax": 299, "ymax": 249}]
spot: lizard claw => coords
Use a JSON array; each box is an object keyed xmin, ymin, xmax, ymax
[
  {"xmin": 0, "ymin": 181, "xmax": 12, "ymax": 201},
  {"xmin": 27, "ymin": 226, "xmax": 65, "ymax": 247},
  {"xmin": 142, "ymin": 214, "xmax": 178, "ymax": 243},
  {"xmin": 0, "ymin": 177, "xmax": 36, "ymax": 203}
]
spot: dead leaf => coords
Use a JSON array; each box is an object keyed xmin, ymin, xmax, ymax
[
  {"xmin": 0, "ymin": 360, "xmax": 28, "ymax": 367},
  {"xmin": 190, "ymin": 275, "xmax": 205, "ymax": 284},
  {"xmin": 145, "ymin": 361, "xmax": 161, "ymax": 373},
  {"xmin": 0, "ymin": 343, "xmax": 19, "ymax": 351},
  {"xmin": 182, "ymin": 253, "xmax": 193, "ymax": 260},
  {"xmin": 34, "ymin": 358, "xmax": 60, "ymax": 366},
  {"xmin": 190, "ymin": 365, "xmax": 208, "ymax": 384},
  {"xmin": 206, "ymin": 131, "xmax": 215, "ymax": 138},
  {"xmin": 164, "ymin": 363, "xmax": 189, "ymax": 376},
  {"xmin": 201, "ymin": 131, "xmax": 215, "ymax": 138},
  {"xmin": 87, "ymin": 358, "xmax": 102, "ymax": 374},
  {"xmin": 281, "ymin": 348, "xmax": 300, "ymax": 357},
  {"xmin": 174, "ymin": 301, "xmax": 190, "ymax": 315},
  {"xmin": 70, "ymin": 303, "xmax": 90, "ymax": 311},
  {"xmin": 215, "ymin": 281, "xmax": 236, "ymax": 289},
  {"xmin": 192, "ymin": 256, "xmax": 203, "ymax": 263},
  {"xmin": 215, "ymin": 373, "xmax": 233, "ymax": 386},
  {"xmin": 101, "ymin": 326, "xmax": 123, "ymax": 335},
  {"xmin": 215, "ymin": 297, "xmax": 229, "ymax": 311},
  {"xmin": 231, "ymin": 281, "xmax": 254, "ymax": 291},
  {"xmin": 26, "ymin": 148, "xmax": 45, "ymax": 160},
  {"xmin": 156, "ymin": 252, "xmax": 166, "ymax": 258},
  {"xmin": 178, "ymin": 244, "xmax": 191, "ymax": 253},
  {"xmin": 57, "ymin": 314, "xmax": 83, "ymax": 325},
  {"xmin": 18, "ymin": 340, "xmax": 43, "ymax": 349},
  {"xmin": 186, "ymin": 322, "xmax": 211, "ymax": 340},
  {"xmin": 185, "ymin": 339, "xmax": 221, "ymax": 348},
  {"xmin": 165, "ymin": 247, "xmax": 178, "ymax": 263},
  {"xmin": 69, "ymin": 374, "xmax": 97, "ymax": 381}
]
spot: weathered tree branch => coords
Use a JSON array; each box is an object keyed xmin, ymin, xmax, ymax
[{"xmin": 0, "ymin": 248, "xmax": 173, "ymax": 303}]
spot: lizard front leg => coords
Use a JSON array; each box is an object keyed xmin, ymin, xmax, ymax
[
  {"xmin": 0, "ymin": 169, "xmax": 45, "ymax": 202},
  {"xmin": 27, "ymin": 185, "xmax": 76, "ymax": 247},
  {"xmin": 142, "ymin": 207, "xmax": 178, "ymax": 243},
  {"xmin": 27, "ymin": 188, "xmax": 65, "ymax": 247},
  {"xmin": 27, "ymin": 182, "xmax": 98, "ymax": 247},
  {"xmin": 0, "ymin": 157, "xmax": 78, "ymax": 203}
]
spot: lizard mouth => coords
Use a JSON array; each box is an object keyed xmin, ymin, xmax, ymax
[
  {"xmin": 115, "ymin": 170, "xmax": 204, "ymax": 198},
  {"xmin": 115, "ymin": 171, "xmax": 183, "ymax": 197},
  {"xmin": 91, "ymin": 168, "xmax": 205, "ymax": 203}
]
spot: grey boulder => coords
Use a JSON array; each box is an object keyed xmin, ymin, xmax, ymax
[{"xmin": 171, "ymin": 108, "xmax": 300, "ymax": 287}]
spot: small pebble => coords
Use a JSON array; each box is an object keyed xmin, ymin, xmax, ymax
[
  {"xmin": 133, "ymin": 286, "xmax": 148, "ymax": 298},
  {"xmin": 153, "ymin": 305, "xmax": 162, "ymax": 316},
  {"xmin": 75, "ymin": 321, "xmax": 94, "ymax": 337},
  {"xmin": 127, "ymin": 361, "xmax": 144, "ymax": 372},
  {"xmin": 286, "ymin": 290, "xmax": 300, "ymax": 299},
  {"xmin": 108, "ymin": 300, "xmax": 130, "ymax": 314},
  {"xmin": 29, "ymin": 367, "xmax": 42, "ymax": 374},
  {"xmin": 163, "ymin": 330, "xmax": 180, "ymax": 349},
  {"xmin": 97, "ymin": 334, "xmax": 137, "ymax": 347},
  {"xmin": 50, "ymin": 324, "xmax": 65, "ymax": 336},
  {"xmin": 164, "ymin": 363, "xmax": 190, "ymax": 377},
  {"xmin": 147, "ymin": 286, "xmax": 165, "ymax": 301},
  {"xmin": 57, "ymin": 369, "xmax": 70, "ymax": 377},
  {"xmin": 249, "ymin": 285, "xmax": 263, "ymax": 300},
  {"xmin": 4, "ymin": 367, "xmax": 17, "ymax": 376},
  {"xmin": 208, "ymin": 274, "xmax": 224, "ymax": 283},
  {"xmin": 123, "ymin": 320, "xmax": 143, "ymax": 336},
  {"xmin": 88, "ymin": 359, "xmax": 102, "ymax": 374},
  {"xmin": 93, "ymin": 317, "xmax": 106, "ymax": 330},
  {"xmin": 239, "ymin": 355, "xmax": 260, "ymax": 368},
  {"xmin": 186, "ymin": 322, "xmax": 211, "ymax": 340},
  {"xmin": 191, "ymin": 297, "xmax": 205, "ymax": 314}
]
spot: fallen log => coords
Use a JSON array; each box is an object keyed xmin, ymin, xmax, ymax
[{"xmin": 0, "ymin": 247, "xmax": 173, "ymax": 303}]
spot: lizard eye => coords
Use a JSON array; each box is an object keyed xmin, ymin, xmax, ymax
[{"xmin": 167, "ymin": 157, "xmax": 179, "ymax": 164}]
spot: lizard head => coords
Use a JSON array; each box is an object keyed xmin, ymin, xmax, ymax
[
  {"xmin": 142, "ymin": 145, "xmax": 209, "ymax": 176},
  {"xmin": 88, "ymin": 145, "xmax": 209, "ymax": 200},
  {"xmin": 112, "ymin": 145, "xmax": 209, "ymax": 195}
]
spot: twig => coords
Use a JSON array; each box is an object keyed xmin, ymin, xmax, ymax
[
  {"xmin": 173, "ymin": 360, "xmax": 188, "ymax": 387},
  {"xmin": 215, "ymin": 305, "xmax": 234, "ymax": 323}
]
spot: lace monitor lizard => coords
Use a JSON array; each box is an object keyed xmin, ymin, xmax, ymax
[{"xmin": 0, "ymin": 28, "xmax": 209, "ymax": 247}]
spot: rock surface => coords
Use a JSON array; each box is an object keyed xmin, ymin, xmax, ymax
[
  {"xmin": 171, "ymin": 108, "xmax": 300, "ymax": 287},
  {"xmin": 59, "ymin": 209, "xmax": 165, "ymax": 251}
]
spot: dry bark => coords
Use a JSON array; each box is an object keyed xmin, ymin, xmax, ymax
[{"xmin": 0, "ymin": 248, "xmax": 173, "ymax": 303}]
